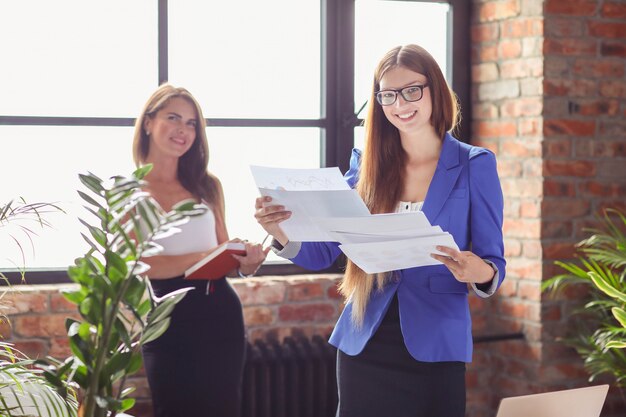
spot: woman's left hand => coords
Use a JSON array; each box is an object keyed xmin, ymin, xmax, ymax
[
  {"xmin": 232, "ymin": 240, "xmax": 271, "ymax": 276},
  {"xmin": 430, "ymin": 246, "xmax": 495, "ymax": 284}
]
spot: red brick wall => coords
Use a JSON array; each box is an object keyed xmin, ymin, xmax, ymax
[
  {"xmin": 471, "ymin": 0, "xmax": 626, "ymax": 416},
  {"xmin": 1, "ymin": 275, "xmax": 344, "ymax": 417}
]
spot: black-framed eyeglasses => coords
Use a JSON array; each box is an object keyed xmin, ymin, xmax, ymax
[{"xmin": 375, "ymin": 84, "xmax": 429, "ymax": 106}]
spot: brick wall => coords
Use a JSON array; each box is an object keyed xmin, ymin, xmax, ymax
[
  {"xmin": 1, "ymin": 275, "xmax": 345, "ymax": 417},
  {"xmin": 471, "ymin": 0, "xmax": 626, "ymax": 416}
]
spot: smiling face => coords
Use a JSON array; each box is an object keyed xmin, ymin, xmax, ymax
[
  {"xmin": 378, "ymin": 66, "xmax": 434, "ymax": 138},
  {"xmin": 143, "ymin": 96, "xmax": 198, "ymax": 160}
]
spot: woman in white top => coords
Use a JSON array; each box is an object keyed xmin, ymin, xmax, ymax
[{"xmin": 133, "ymin": 83, "xmax": 268, "ymax": 417}]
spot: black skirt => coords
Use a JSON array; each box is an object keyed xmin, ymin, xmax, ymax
[
  {"xmin": 142, "ymin": 276, "xmax": 246, "ymax": 417},
  {"xmin": 336, "ymin": 293, "xmax": 466, "ymax": 417}
]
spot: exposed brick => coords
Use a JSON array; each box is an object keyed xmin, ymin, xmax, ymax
[
  {"xmin": 545, "ymin": 57, "xmax": 571, "ymax": 78},
  {"xmin": 497, "ymin": 159, "xmax": 523, "ymax": 177},
  {"xmin": 545, "ymin": 0, "xmax": 598, "ymax": 16},
  {"xmin": 474, "ymin": 102, "xmax": 499, "ymax": 119},
  {"xmin": 544, "ymin": 18, "xmax": 584, "ymax": 37},
  {"xmin": 504, "ymin": 200, "xmax": 521, "ymax": 218},
  {"xmin": 3, "ymin": 293, "xmax": 48, "ymax": 315},
  {"xmin": 286, "ymin": 282, "xmax": 324, "ymax": 301},
  {"xmin": 477, "ymin": 0, "xmax": 520, "ymax": 23},
  {"xmin": 501, "ymin": 18, "xmax": 543, "ymax": 38},
  {"xmin": 542, "ymin": 304, "xmax": 562, "ymax": 321},
  {"xmin": 599, "ymin": 79, "xmax": 626, "ymax": 98},
  {"xmin": 542, "ymin": 199, "xmax": 591, "ymax": 218},
  {"xmin": 523, "ymin": 158, "xmax": 543, "ymax": 177},
  {"xmin": 596, "ymin": 159, "xmax": 626, "ymax": 179},
  {"xmin": 588, "ymin": 21, "xmax": 626, "ymax": 39},
  {"xmin": 541, "ymin": 221, "xmax": 574, "ymax": 239},
  {"xmin": 520, "ymin": 200, "xmax": 541, "ymax": 218},
  {"xmin": 573, "ymin": 59, "xmax": 625, "ymax": 78},
  {"xmin": 472, "ymin": 62, "xmax": 499, "ymax": 82},
  {"xmin": 278, "ymin": 303, "xmax": 337, "ymax": 322},
  {"xmin": 504, "ymin": 218, "xmax": 541, "ymax": 239},
  {"xmin": 575, "ymin": 140, "xmax": 626, "ymax": 158},
  {"xmin": 544, "ymin": 79, "xmax": 598, "ymax": 97},
  {"xmin": 498, "ymin": 298, "xmax": 541, "ymax": 321},
  {"xmin": 544, "ymin": 119, "xmax": 596, "ymax": 137},
  {"xmin": 522, "ymin": 37, "xmax": 543, "ymax": 57},
  {"xmin": 50, "ymin": 293, "xmax": 75, "ymax": 312},
  {"xmin": 579, "ymin": 181, "xmax": 626, "ymax": 197},
  {"xmin": 498, "ymin": 39, "xmax": 522, "ymax": 59},
  {"xmin": 520, "ymin": 78, "xmax": 544, "ymax": 96},
  {"xmin": 522, "ymin": 240, "xmax": 542, "ymax": 260},
  {"xmin": 544, "ymin": 179, "xmax": 576, "ymax": 197},
  {"xmin": 570, "ymin": 99, "xmax": 621, "ymax": 116},
  {"xmin": 501, "ymin": 178, "xmax": 543, "ymax": 198},
  {"xmin": 12, "ymin": 340, "xmax": 48, "ymax": 359},
  {"xmin": 243, "ymin": 306, "xmax": 275, "ymax": 326},
  {"xmin": 471, "ymin": 23, "xmax": 500, "ymax": 42},
  {"xmin": 13, "ymin": 313, "xmax": 79, "ymax": 338},
  {"xmin": 601, "ymin": 41, "xmax": 626, "ymax": 57},
  {"xmin": 504, "ymin": 238, "xmax": 522, "ymax": 257},
  {"xmin": 501, "ymin": 139, "xmax": 541, "ymax": 158},
  {"xmin": 0, "ymin": 319, "xmax": 12, "ymax": 339},
  {"xmin": 48, "ymin": 337, "xmax": 72, "ymax": 359},
  {"xmin": 500, "ymin": 98, "xmax": 543, "ymax": 117},
  {"xmin": 501, "ymin": 57, "xmax": 543, "ymax": 78},
  {"xmin": 475, "ymin": 120, "xmax": 518, "ymax": 138},
  {"xmin": 475, "ymin": 44, "xmax": 499, "ymax": 62},
  {"xmin": 543, "ymin": 241, "xmax": 577, "ymax": 260},
  {"xmin": 519, "ymin": 118, "xmax": 542, "ymax": 136},
  {"xmin": 544, "ymin": 139, "xmax": 572, "ymax": 157},
  {"xmin": 544, "ymin": 38, "xmax": 596, "ymax": 56},
  {"xmin": 599, "ymin": 120, "xmax": 626, "ymax": 137},
  {"xmin": 327, "ymin": 283, "xmax": 343, "ymax": 300},
  {"xmin": 233, "ymin": 279, "xmax": 286, "ymax": 305},
  {"xmin": 478, "ymin": 80, "xmax": 520, "ymax": 101},
  {"xmin": 602, "ymin": 2, "xmax": 626, "ymax": 19}
]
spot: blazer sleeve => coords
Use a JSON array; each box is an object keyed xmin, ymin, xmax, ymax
[
  {"xmin": 469, "ymin": 148, "xmax": 506, "ymax": 290},
  {"xmin": 287, "ymin": 148, "xmax": 362, "ymax": 270}
]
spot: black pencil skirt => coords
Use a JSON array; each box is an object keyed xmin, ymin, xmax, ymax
[
  {"xmin": 142, "ymin": 276, "xmax": 246, "ymax": 417},
  {"xmin": 336, "ymin": 294, "xmax": 466, "ymax": 417}
]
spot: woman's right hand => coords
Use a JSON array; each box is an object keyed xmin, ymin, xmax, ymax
[{"xmin": 254, "ymin": 196, "xmax": 291, "ymax": 246}]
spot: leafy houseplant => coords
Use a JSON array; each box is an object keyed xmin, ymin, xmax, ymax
[
  {"xmin": 43, "ymin": 166, "xmax": 203, "ymax": 417},
  {"xmin": 0, "ymin": 199, "xmax": 77, "ymax": 417},
  {"xmin": 542, "ymin": 209, "xmax": 626, "ymax": 389}
]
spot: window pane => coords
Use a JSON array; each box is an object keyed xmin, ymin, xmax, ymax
[
  {"xmin": 207, "ymin": 127, "xmax": 320, "ymax": 261},
  {"xmin": 0, "ymin": 126, "xmax": 136, "ymax": 269},
  {"xmin": 0, "ymin": 1, "xmax": 157, "ymax": 117},
  {"xmin": 169, "ymin": 1, "xmax": 321, "ymax": 119},
  {"xmin": 354, "ymin": 1, "xmax": 450, "ymax": 115}
]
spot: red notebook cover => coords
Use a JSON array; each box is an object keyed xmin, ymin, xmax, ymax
[{"xmin": 184, "ymin": 242, "xmax": 246, "ymax": 280}]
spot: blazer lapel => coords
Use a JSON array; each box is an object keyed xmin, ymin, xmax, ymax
[{"xmin": 421, "ymin": 134, "xmax": 463, "ymax": 222}]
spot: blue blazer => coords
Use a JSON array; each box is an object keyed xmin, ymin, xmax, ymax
[{"xmin": 287, "ymin": 133, "xmax": 505, "ymax": 363}]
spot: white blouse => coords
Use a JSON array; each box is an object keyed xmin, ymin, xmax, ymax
[{"xmin": 154, "ymin": 204, "xmax": 218, "ymax": 255}]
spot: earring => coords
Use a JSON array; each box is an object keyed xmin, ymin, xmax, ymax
[{"xmin": 146, "ymin": 130, "xmax": 151, "ymax": 136}]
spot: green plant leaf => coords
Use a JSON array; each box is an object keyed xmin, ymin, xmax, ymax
[
  {"xmin": 612, "ymin": 307, "xmax": 626, "ymax": 328},
  {"xmin": 133, "ymin": 164, "xmax": 153, "ymax": 180},
  {"xmin": 589, "ymin": 271, "xmax": 626, "ymax": 303},
  {"xmin": 140, "ymin": 317, "xmax": 171, "ymax": 345}
]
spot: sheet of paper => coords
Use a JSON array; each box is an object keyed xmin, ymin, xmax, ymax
[
  {"xmin": 327, "ymin": 226, "xmax": 444, "ymax": 244},
  {"xmin": 313, "ymin": 211, "xmax": 431, "ymax": 235},
  {"xmin": 259, "ymin": 188, "xmax": 371, "ymax": 241},
  {"xmin": 339, "ymin": 233, "xmax": 460, "ymax": 274},
  {"xmin": 250, "ymin": 165, "xmax": 350, "ymax": 190}
]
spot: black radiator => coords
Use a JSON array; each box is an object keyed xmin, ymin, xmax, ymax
[{"xmin": 242, "ymin": 335, "xmax": 338, "ymax": 417}]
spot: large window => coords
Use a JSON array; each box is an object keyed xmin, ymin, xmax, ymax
[{"xmin": 0, "ymin": 0, "xmax": 468, "ymax": 283}]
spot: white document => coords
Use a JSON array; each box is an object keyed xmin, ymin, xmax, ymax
[
  {"xmin": 339, "ymin": 233, "xmax": 460, "ymax": 274},
  {"xmin": 314, "ymin": 212, "xmax": 431, "ymax": 235},
  {"xmin": 257, "ymin": 188, "xmax": 370, "ymax": 241},
  {"xmin": 327, "ymin": 226, "xmax": 444, "ymax": 244},
  {"xmin": 250, "ymin": 165, "xmax": 350, "ymax": 190}
]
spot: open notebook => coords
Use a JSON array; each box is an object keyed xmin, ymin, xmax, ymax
[{"xmin": 496, "ymin": 384, "xmax": 609, "ymax": 417}]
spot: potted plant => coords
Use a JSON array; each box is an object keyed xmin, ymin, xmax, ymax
[
  {"xmin": 41, "ymin": 166, "xmax": 203, "ymax": 417},
  {"xmin": 0, "ymin": 199, "xmax": 78, "ymax": 416},
  {"xmin": 542, "ymin": 208, "xmax": 626, "ymax": 390}
]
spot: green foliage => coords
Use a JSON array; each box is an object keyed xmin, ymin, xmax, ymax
[
  {"xmin": 543, "ymin": 209, "xmax": 626, "ymax": 387},
  {"xmin": 43, "ymin": 165, "xmax": 204, "ymax": 417}
]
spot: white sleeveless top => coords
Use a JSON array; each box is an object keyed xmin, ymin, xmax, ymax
[
  {"xmin": 397, "ymin": 200, "xmax": 424, "ymax": 213},
  {"xmin": 154, "ymin": 204, "xmax": 218, "ymax": 255}
]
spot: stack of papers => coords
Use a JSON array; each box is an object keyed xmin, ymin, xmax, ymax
[{"xmin": 250, "ymin": 166, "xmax": 458, "ymax": 274}]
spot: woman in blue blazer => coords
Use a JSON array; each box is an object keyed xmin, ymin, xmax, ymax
[{"xmin": 255, "ymin": 44, "xmax": 505, "ymax": 417}]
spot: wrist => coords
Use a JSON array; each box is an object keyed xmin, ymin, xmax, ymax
[{"xmin": 237, "ymin": 268, "xmax": 255, "ymax": 278}]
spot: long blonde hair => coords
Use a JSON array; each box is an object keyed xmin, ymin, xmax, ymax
[
  {"xmin": 132, "ymin": 83, "xmax": 226, "ymax": 225},
  {"xmin": 340, "ymin": 44, "xmax": 459, "ymax": 325}
]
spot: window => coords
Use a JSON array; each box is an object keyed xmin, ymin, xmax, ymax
[{"xmin": 0, "ymin": 0, "xmax": 468, "ymax": 283}]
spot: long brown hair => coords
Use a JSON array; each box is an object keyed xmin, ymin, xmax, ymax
[
  {"xmin": 132, "ymin": 83, "xmax": 225, "ymax": 225},
  {"xmin": 341, "ymin": 44, "xmax": 460, "ymax": 325}
]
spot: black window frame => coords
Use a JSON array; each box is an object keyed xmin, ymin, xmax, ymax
[{"xmin": 0, "ymin": 0, "xmax": 469, "ymax": 284}]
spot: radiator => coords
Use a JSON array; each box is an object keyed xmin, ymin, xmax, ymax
[{"xmin": 241, "ymin": 335, "xmax": 338, "ymax": 417}]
